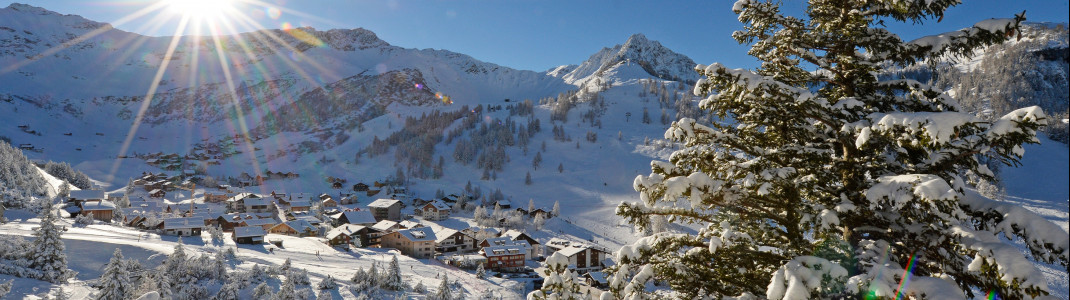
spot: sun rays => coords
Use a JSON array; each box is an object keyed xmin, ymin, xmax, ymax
[{"xmin": 50, "ymin": 0, "xmax": 348, "ymax": 184}]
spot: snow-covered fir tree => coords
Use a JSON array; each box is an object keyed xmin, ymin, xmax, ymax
[
  {"xmin": 428, "ymin": 273, "xmax": 453, "ymax": 300},
  {"xmin": 276, "ymin": 278, "xmax": 296, "ymax": 300},
  {"xmin": 529, "ymin": 252, "xmax": 582, "ymax": 300},
  {"xmin": 252, "ymin": 282, "xmax": 273, "ymax": 299},
  {"xmin": 317, "ymin": 275, "xmax": 338, "ymax": 290},
  {"xmin": 613, "ymin": 1, "xmax": 1067, "ymax": 299},
  {"xmin": 0, "ymin": 279, "xmax": 11, "ymax": 298},
  {"xmin": 215, "ymin": 282, "xmax": 240, "ymax": 300},
  {"xmin": 382, "ymin": 255, "xmax": 404, "ymax": 291},
  {"xmin": 96, "ymin": 249, "xmax": 133, "ymax": 300},
  {"xmin": 30, "ymin": 210, "xmax": 73, "ymax": 283},
  {"xmin": 475, "ymin": 263, "xmax": 486, "ymax": 279}
]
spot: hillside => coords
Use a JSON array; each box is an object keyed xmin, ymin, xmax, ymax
[{"xmin": 0, "ymin": 2, "xmax": 1067, "ymax": 299}]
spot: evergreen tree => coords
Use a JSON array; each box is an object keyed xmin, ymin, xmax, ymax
[
  {"xmin": 276, "ymin": 278, "xmax": 296, "ymax": 300},
  {"xmin": 252, "ymin": 282, "xmax": 273, "ymax": 299},
  {"xmin": 475, "ymin": 263, "xmax": 486, "ymax": 279},
  {"xmin": 214, "ymin": 283, "xmax": 240, "ymax": 300},
  {"xmin": 96, "ymin": 249, "xmax": 132, "ymax": 300},
  {"xmin": 529, "ymin": 253, "xmax": 582, "ymax": 299},
  {"xmin": 317, "ymin": 275, "xmax": 338, "ymax": 290},
  {"xmin": 30, "ymin": 210, "xmax": 72, "ymax": 283},
  {"xmin": 413, "ymin": 281, "xmax": 427, "ymax": 294},
  {"xmin": 382, "ymin": 255, "xmax": 403, "ymax": 291},
  {"xmin": 533, "ymin": 213, "xmax": 546, "ymax": 230},
  {"xmin": 551, "ymin": 201, "xmax": 560, "ymax": 217},
  {"xmin": 350, "ymin": 267, "xmax": 370, "ymax": 291},
  {"xmin": 0, "ymin": 280, "xmax": 11, "ymax": 299},
  {"xmin": 613, "ymin": 2, "xmax": 1064, "ymax": 299},
  {"xmin": 428, "ymin": 274, "xmax": 453, "ymax": 300},
  {"xmin": 53, "ymin": 286, "xmax": 70, "ymax": 300},
  {"xmin": 525, "ymin": 172, "xmax": 533, "ymax": 185}
]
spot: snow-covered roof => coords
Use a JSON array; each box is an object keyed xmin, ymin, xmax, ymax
[
  {"xmin": 81, "ymin": 200, "xmax": 117, "ymax": 211},
  {"xmin": 368, "ymin": 198, "xmax": 401, "ymax": 208},
  {"xmin": 69, "ymin": 189, "xmax": 105, "ymax": 200},
  {"xmin": 326, "ymin": 224, "xmax": 367, "ymax": 240},
  {"xmin": 434, "ymin": 228, "xmax": 470, "ymax": 243},
  {"xmin": 585, "ymin": 272, "xmax": 608, "ymax": 284},
  {"xmin": 241, "ymin": 218, "xmax": 276, "ymax": 226},
  {"xmin": 422, "ymin": 200, "xmax": 451, "ymax": 211},
  {"xmin": 395, "ymin": 227, "xmax": 436, "ymax": 242},
  {"xmin": 288, "ymin": 200, "xmax": 311, "ymax": 207},
  {"xmin": 340, "ymin": 211, "xmax": 376, "ymax": 225},
  {"xmin": 483, "ymin": 237, "xmax": 531, "ymax": 248},
  {"xmin": 481, "ymin": 245, "xmax": 524, "ymax": 257},
  {"xmin": 244, "ymin": 198, "xmax": 270, "ymax": 207},
  {"xmin": 398, "ymin": 220, "xmax": 423, "ymax": 229},
  {"xmin": 501, "ymin": 229, "xmax": 533, "ymax": 242},
  {"xmin": 234, "ymin": 226, "xmax": 266, "ymax": 238},
  {"xmin": 163, "ymin": 217, "xmax": 203, "ymax": 229},
  {"xmin": 277, "ymin": 220, "xmax": 316, "ymax": 233},
  {"xmin": 372, "ymin": 220, "xmax": 400, "ymax": 232}
]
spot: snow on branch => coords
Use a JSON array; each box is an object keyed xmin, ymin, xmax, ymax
[
  {"xmin": 959, "ymin": 189, "xmax": 1070, "ymax": 267},
  {"xmin": 766, "ymin": 256, "xmax": 848, "ymax": 300}
]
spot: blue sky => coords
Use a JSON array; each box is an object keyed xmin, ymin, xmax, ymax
[{"xmin": 5, "ymin": 0, "xmax": 1068, "ymax": 71}]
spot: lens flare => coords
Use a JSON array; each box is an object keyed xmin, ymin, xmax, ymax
[{"xmin": 266, "ymin": 7, "xmax": 282, "ymax": 19}]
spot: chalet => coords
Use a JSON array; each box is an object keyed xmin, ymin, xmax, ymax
[
  {"xmin": 419, "ymin": 200, "xmax": 451, "ymax": 221},
  {"xmin": 494, "ymin": 200, "xmax": 512, "ymax": 209},
  {"xmin": 162, "ymin": 217, "xmax": 204, "ymax": 236},
  {"xmin": 232, "ymin": 226, "xmax": 267, "ymax": 244},
  {"xmin": 269, "ymin": 220, "xmax": 317, "ymax": 237},
  {"xmin": 321, "ymin": 198, "xmax": 338, "ymax": 208},
  {"xmin": 203, "ymin": 193, "xmax": 229, "ymax": 203},
  {"xmin": 106, "ymin": 192, "xmax": 126, "ymax": 203},
  {"xmin": 336, "ymin": 210, "xmax": 377, "ymax": 226},
  {"xmin": 380, "ymin": 227, "xmax": 437, "ymax": 259},
  {"xmin": 500, "ymin": 230, "xmax": 542, "ymax": 256},
  {"xmin": 288, "ymin": 200, "xmax": 312, "ymax": 212},
  {"xmin": 338, "ymin": 195, "xmax": 359, "ymax": 205},
  {"xmin": 367, "ymin": 199, "xmax": 402, "ymax": 221},
  {"xmin": 325, "ymin": 224, "xmax": 379, "ymax": 247},
  {"xmin": 68, "ymin": 190, "xmax": 106, "ymax": 206},
  {"xmin": 353, "ymin": 182, "xmax": 369, "ymax": 192},
  {"xmin": 434, "ymin": 228, "xmax": 477, "ymax": 255},
  {"xmin": 240, "ymin": 218, "xmax": 277, "ymax": 230},
  {"xmin": 243, "ymin": 198, "xmax": 274, "ymax": 213},
  {"xmin": 216, "ymin": 214, "xmax": 251, "ymax": 231},
  {"xmin": 480, "ymin": 237, "xmax": 535, "ymax": 260},
  {"xmin": 583, "ymin": 272, "xmax": 609, "ymax": 288},
  {"xmin": 80, "ymin": 200, "xmax": 117, "ymax": 222},
  {"xmin": 480, "ymin": 245, "xmax": 526, "ymax": 272},
  {"xmin": 148, "ymin": 189, "xmax": 166, "ymax": 198},
  {"xmin": 545, "ymin": 239, "xmax": 609, "ymax": 273}
]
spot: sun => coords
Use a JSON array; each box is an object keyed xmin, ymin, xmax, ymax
[{"xmin": 165, "ymin": 0, "xmax": 235, "ymax": 20}]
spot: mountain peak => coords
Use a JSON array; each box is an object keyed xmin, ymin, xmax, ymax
[
  {"xmin": 551, "ymin": 33, "xmax": 698, "ymax": 85},
  {"xmin": 4, "ymin": 3, "xmax": 58, "ymax": 15}
]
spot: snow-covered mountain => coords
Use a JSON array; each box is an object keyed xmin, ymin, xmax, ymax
[{"xmin": 548, "ymin": 33, "xmax": 699, "ymax": 88}]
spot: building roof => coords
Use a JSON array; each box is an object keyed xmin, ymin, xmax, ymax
[
  {"xmin": 241, "ymin": 218, "xmax": 277, "ymax": 226},
  {"xmin": 481, "ymin": 245, "xmax": 525, "ymax": 257},
  {"xmin": 434, "ymin": 228, "xmax": 471, "ymax": 243},
  {"xmin": 398, "ymin": 220, "xmax": 423, "ymax": 229},
  {"xmin": 234, "ymin": 226, "xmax": 266, "ymax": 238},
  {"xmin": 276, "ymin": 220, "xmax": 316, "ymax": 233},
  {"xmin": 368, "ymin": 198, "xmax": 401, "ymax": 208},
  {"xmin": 422, "ymin": 200, "xmax": 451, "ymax": 211},
  {"xmin": 585, "ymin": 272, "xmax": 608, "ymax": 284},
  {"xmin": 69, "ymin": 190, "xmax": 106, "ymax": 200},
  {"xmin": 163, "ymin": 217, "xmax": 203, "ymax": 229},
  {"xmin": 81, "ymin": 200, "xmax": 117, "ymax": 211},
  {"xmin": 243, "ymin": 198, "xmax": 271, "ymax": 207},
  {"xmin": 340, "ymin": 211, "xmax": 376, "ymax": 225},
  {"xmin": 326, "ymin": 224, "xmax": 367, "ymax": 240},
  {"xmin": 288, "ymin": 200, "xmax": 312, "ymax": 208},
  {"xmin": 395, "ymin": 227, "xmax": 436, "ymax": 242},
  {"xmin": 372, "ymin": 220, "xmax": 400, "ymax": 232}
]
